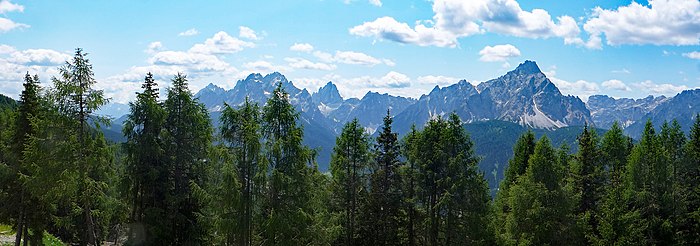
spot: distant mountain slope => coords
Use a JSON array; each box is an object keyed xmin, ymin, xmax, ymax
[
  {"xmin": 0, "ymin": 94, "xmax": 18, "ymax": 109},
  {"xmin": 587, "ymin": 94, "xmax": 668, "ymax": 129},
  {"xmin": 625, "ymin": 89, "xmax": 700, "ymax": 139},
  {"xmin": 395, "ymin": 61, "xmax": 592, "ymax": 135}
]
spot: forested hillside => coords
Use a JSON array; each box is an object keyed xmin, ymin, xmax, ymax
[{"xmin": 1, "ymin": 49, "xmax": 699, "ymax": 245}]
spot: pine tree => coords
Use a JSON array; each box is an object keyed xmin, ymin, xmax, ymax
[
  {"xmin": 260, "ymin": 83, "xmax": 316, "ymax": 245},
  {"xmin": 122, "ymin": 72, "xmax": 168, "ymax": 244},
  {"xmin": 364, "ymin": 110, "xmax": 403, "ymax": 245},
  {"xmin": 162, "ymin": 73, "xmax": 213, "ymax": 244},
  {"xmin": 622, "ymin": 120, "xmax": 673, "ymax": 244},
  {"xmin": 505, "ymin": 136, "xmax": 576, "ymax": 245},
  {"xmin": 330, "ymin": 118, "xmax": 371, "ymax": 245},
  {"xmin": 219, "ymin": 98, "xmax": 264, "ymax": 245}
]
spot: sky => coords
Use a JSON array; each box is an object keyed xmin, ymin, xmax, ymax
[{"xmin": 0, "ymin": 0, "xmax": 699, "ymax": 105}]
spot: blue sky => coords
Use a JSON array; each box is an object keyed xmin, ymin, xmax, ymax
[{"xmin": 0, "ymin": 0, "xmax": 699, "ymax": 104}]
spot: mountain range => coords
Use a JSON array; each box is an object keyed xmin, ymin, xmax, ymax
[{"xmin": 91, "ymin": 60, "xmax": 700, "ymax": 191}]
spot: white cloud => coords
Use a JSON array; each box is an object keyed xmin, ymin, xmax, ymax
[
  {"xmin": 334, "ymin": 51, "xmax": 382, "ymax": 66},
  {"xmin": 178, "ymin": 28, "xmax": 199, "ymax": 36},
  {"xmin": 378, "ymin": 71, "xmax": 411, "ymax": 88},
  {"xmin": 0, "ymin": 46, "xmax": 70, "ymax": 98},
  {"xmin": 0, "ymin": 0, "xmax": 23, "ymax": 13},
  {"xmin": 549, "ymin": 77, "xmax": 600, "ymax": 100},
  {"xmin": 313, "ymin": 51, "xmax": 334, "ymax": 63},
  {"xmin": 239, "ymin": 26, "xmax": 260, "ymax": 40},
  {"xmin": 350, "ymin": 0, "xmax": 584, "ymax": 47},
  {"xmin": 583, "ymin": 0, "xmax": 700, "ymax": 47},
  {"xmin": 478, "ymin": 44, "xmax": 521, "ymax": 62},
  {"xmin": 189, "ymin": 31, "xmax": 255, "ymax": 55},
  {"xmin": 285, "ymin": 57, "xmax": 336, "ymax": 71},
  {"xmin": 149, "ymin": 51, "xmax": 230, "ymax": 72},
  {"xmin": 417, "ymin": 75, "xmax": 463, "ymax": 86},
  {"xmin": 611, "ymin": 68, "xmax": 631, "ymax": 74},
  {"xmin": 369, "ymin": 0, "xmax": 382, "ymax": 7},
  {"xmin": 349, "ymin": 16, "xmax": 459, "ymax": 47},
  {"xmin": 0, "ymin": 1, "xmax": 28, "ymax": 32},
  {"xmin": 633, "ymin": 80, "xmax": 689, "ymax": 95},
  {"xmin": 683, "ymin": 51, "xmax": 700, "ymax": 59},
  {"xmin": 289, "ymin": 43, "xmax": 314, "ymax": 52},
  {"xmin": 382, "ymin": 59, "xmax": 396, "ymax": 66},
  {"xmin": 0, "ymin": 17, "xmax": 29, "ymax": 32},
  {"xmin": 8, "ymin": 49, "xmax": 71, "ymax": 66},
  {"xmin": 0, "ymin": 44, "xmax": 16, "ymax": 54},
  {"xmin": 243, "ymin": 60, "xmax": 275, "ymax": 71},
  {"xmin": 145, "ymin": 41, "xmax": 163, "ymax": 54},
  {"xmin": 601, "ymin": 79, "xmax": 631, "ymax": 91}
]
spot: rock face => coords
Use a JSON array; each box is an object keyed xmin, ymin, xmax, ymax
[
  {"xmin": 587, "ymin": 94, "xmax": 668, "ymax": 129},
  {"xmin": 624, "ymin": 89, "xmax": 700, "ymax": 139},
  {"xmin": 394, "ymin": 60, "xmax": 593, "ymax": 134}
]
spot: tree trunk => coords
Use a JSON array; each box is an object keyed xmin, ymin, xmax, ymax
[{"xmin": 14, "ymin": 209, "xmax": 24, "ymax": 246}]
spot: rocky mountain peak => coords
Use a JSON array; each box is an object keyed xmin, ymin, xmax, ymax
[
  {"xmin": 312, "ymin": 81, "xmax": 343, "ymax": 106},
  {"xmin": 512, "ymin": 60, "xmax": 542, "ymax": 75}
]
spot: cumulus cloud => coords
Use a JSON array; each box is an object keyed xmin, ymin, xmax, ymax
[
  {"xmin": 633, "ymin": 80, "xmax": 689, "ymax": 95},
  {"xmin": 350, "ymin": 0, "xmax": 583, "ymax": 47},
  {"xmin": 548, "ymin": 77, "xmax": 600, "ymax": 100},
  {"xmin": 285, "ymin": 57, "xmax": 336, "ymax": 71},
  {"xmin": 417, "ymin": 75, "xmax": 463, "ymax": 86},
  {"xmin": 369, "ymin": 0, "xmax": 382, "ymax": 7},
  {"xmin": 178, "ymin": 28, "xmax": 199, "ymax": 36},
  {"xmin": 349, "ymin": 16, "xmax": 459, "ymax": 47},
  {"xmin": 149, "ymin": 51, "xmax": 229, "ymax": 72},
  {"xmin": 601, "ymin": 79, "xmax": 631, "ymax": 91},
  {"xmin": 683, "ymin": 51, "xmax": 700, "ymax": 59},
  {"xmin": 289, "ymin": 43, "xmax": 314, "ymax": 52},
  {"xmin": 479, "ymin": 44, "xmax": 521, "ymax": 62},
  {"xmin": 583, "ymin": 0, "xmax": 700, "ymax": 47},
  {"xmin": 0, "ymin": 0, "xmax": 28, "ymax": 32},
  {"xmin": 189, "ymin": 31, "xmax": 255, "ymax": 55},
  {"xmin": 0, "ymin": 45, "xmax": 70, "ymax": 98},
  {"xmin": 378, "ymin": 71, "xmax": 411, "ymax": 88},
  {"xmin": 334, "ymin": 51, "xmax": 383, "ymax": 66},
  {"xmin": 0, "ymin": 0, "xmax": 23, "ymax": 13},
  {"xmin": 239, "ymin": 26, "xmax": 261, "ymax": 40},
  {"xmin": 145, "ymin": 41, "xmax": 164, "ymax": 54}
]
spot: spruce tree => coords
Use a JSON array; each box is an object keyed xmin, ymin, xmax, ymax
[
  {"xmin": 505, "ymin": 136, "xmax": 576, "ymax": 245},
  {"xmin": 364, "ymin": 110, "xmax": 403, "ymax": 245},
  {"xmin": 622, "ymin": 120, "xmax": 673, "ymax": 244},
  {"xmin": 494, "ymin": 130, "xmax": 535, "ymax": 244},
  {"xmin": 676, "ymin": 115, "xmax": 700, "ymax": 244},
  {"xmin": 260, "ymin": 83, "xmax": 316, "ymax": 245},
  {"xmin": 162, "ymin": 73, "xmax": 213, "ymax": 244},
  {"xmin": 330, "ymin": 118, "xmax": 371, "ymax": 245},
  {"xmin": 597, "ymin": 121, "xmax": 632, "ymax": 245},
  {"xmin": 569, "ymin": 125, "xmax": 604, "ymax": 243},
  {"xmin": 400, "ymin": 125, "xmax": 421, "ymax": 246},
  {"xmin": 122, "ymin": 72, "xmax": 168, "ymax": 244},
  {"xmin": 219, "ymin": 98, "xmax": 264, "ymax": 245}
]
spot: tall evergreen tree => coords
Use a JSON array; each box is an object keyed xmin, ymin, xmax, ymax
[
  {"xmin": 0, "ymin": 73, "xmax": 49, "ymax": 245},
  {"xmin": 401, "ymin": 125, "xmax": 421, "ymax": 246},
  {"xmin": 504, "ymin": 136, "xmax": 576, "ymax": 245},
  {"xmin": 330, "ymin": 118, "xmax": 371, "ymax": 245},
  {"xmin": 622, "ymin": 120, "xmax": 673, "ymax": 244},
  {"xmin": 162, "ymin": 73, "xmax": 213, "ymax": 244},
  {"xmin": 260, "ymin": 83, "xmax": 316, "ymax": 245},
  {"xmin": 569, "ymin": 125, "xmax": 604, "ymax": 243},
  {"xmin": 494, "ymin": 130, "xmax": 535, "ymax": 244},
  {"xmin": 48, "ymin": 48, "xmax": 113, "ymax": 245},
  {"xmin": 364, "ymin": 110, "xmax": 403, "ymax": 245},
  {"xmin": 676, "ymin": 115, "xmax": 700, "ymax": 244},
  {"xmin": 122, "ymin": 72, "xmax": 168, "ymax": 244},
  {"xmin": 219, "ymin": 98, "xmax": 264, "ymax": 246},
  {"xmin": 597, "ymin": 121, "xmax": 632, "ymax": 245}
]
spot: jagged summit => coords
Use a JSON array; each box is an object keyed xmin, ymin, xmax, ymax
[{"xmin": 512, "ymin": 60, "xmax": 542, "ymax": 75}]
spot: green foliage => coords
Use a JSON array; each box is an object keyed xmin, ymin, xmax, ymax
[{"xmin": 330, "ymin": 118, "xmax": 371, "ymax": 245}]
